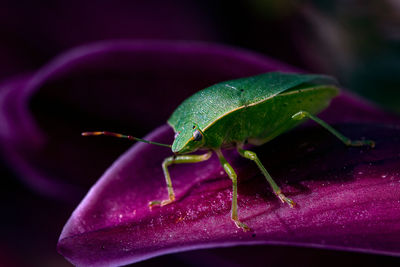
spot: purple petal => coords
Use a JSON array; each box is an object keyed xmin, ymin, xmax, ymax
[{"xmin": 58, "ymin": 114, "xmax": 400, "ymax": 265}]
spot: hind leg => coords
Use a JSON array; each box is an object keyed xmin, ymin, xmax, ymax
[{"xmin": 292, "ymin": 111, "xmax": 375, "ymax": 148}]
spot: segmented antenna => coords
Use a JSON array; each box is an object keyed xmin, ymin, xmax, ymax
[{"xmin": 82, "ymin": 131, "xmax": 171, "ymax": 148}]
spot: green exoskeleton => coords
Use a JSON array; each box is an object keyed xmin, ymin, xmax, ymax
[{"xmin": 83, "ymin": 72, "xmax": 374, "ymax": 231}]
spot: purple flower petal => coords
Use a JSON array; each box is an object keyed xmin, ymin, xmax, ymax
[
  {"xmin": 58, "ymin": 122, "xmax": 400, "ymax": 266},
  {"xmin": 57, "ymin": 94, "xmax": 400, "ymax": 265}
]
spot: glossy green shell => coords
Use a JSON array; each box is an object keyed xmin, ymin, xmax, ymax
[{"xmin": 168, "ymin": 72, "xmax": 339, "ymax": 153}]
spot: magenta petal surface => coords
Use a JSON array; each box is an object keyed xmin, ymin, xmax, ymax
[{"xmin": 58, "ymin": 120, "xmax": 400, "ymax": 265}]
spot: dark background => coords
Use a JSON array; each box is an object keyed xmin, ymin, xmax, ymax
[{"xmin": 0, "ymin": 1, "xmax": 399, "ymax": 266}]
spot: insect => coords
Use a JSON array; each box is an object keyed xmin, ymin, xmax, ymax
[{"xmin": 83, "ymin": 72, "xmax": 374, "ymax": 231}]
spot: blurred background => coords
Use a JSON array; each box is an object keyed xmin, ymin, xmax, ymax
[
  {"xmin": 1, "ymin": 0, "xmax": 399, "ymax": 112},
  {"xmin": 0, "ymin": 0, "xmax": 399, "ymax": 266}
]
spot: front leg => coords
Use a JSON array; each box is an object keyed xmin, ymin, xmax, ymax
[{"xmin": 149, "ymin": 151, "xmax": 212, "ymax": 208}]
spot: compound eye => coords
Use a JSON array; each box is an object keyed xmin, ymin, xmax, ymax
[{"xmin": 193, "ymin": 130, "xmax": 202, "ymax": 141}]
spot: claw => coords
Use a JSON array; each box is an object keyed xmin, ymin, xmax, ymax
[
  {"xmin": 148, "ymin": 195, "xmax": 175, "ymax": 210},
  {"xmin": 233, "ymin": 219, "xmax": 251, "ymax": 232},
  {"xmin": 160, "ymin": 199, "xmax": 174, "ymax": 206},
  {"xmin": 276, "ymin": 192, "xmax": 296, "ymax": 208},
  {"xmin": 148, "ymin": 200, "xmax": 161, "ymax": 210},
  {"xmin": 347, "ymin": 139, "xmax": 375, "ymax": 148}
]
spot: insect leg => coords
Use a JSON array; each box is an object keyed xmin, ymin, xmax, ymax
[
  {"xmin": 215, "ymin": 149, "xmax": 250, "ymax": 231},
  {"xmin": 237, "ymin": 146, "xmax": 296, "ymax": 208},
  {"xmin": 291, "ymin": 111, "xmax": 375, "ymax": 148},
  {"xmin": 149, "ymin": 151, "xmax": 212, "ymax": 208}
]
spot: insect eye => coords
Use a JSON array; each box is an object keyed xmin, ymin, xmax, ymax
[{"xmin": 193, "ymin": 130, "xmax": 202, "ymax": 141}]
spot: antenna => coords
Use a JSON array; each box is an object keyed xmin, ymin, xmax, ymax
[{"xmin": 82, "ymin": 131, "xmax": 171, "ymax": 148}]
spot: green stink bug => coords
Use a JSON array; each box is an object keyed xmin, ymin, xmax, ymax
[{"xmin": 83, "ymin": 72, "xmax": 374, "ymax": 231}]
